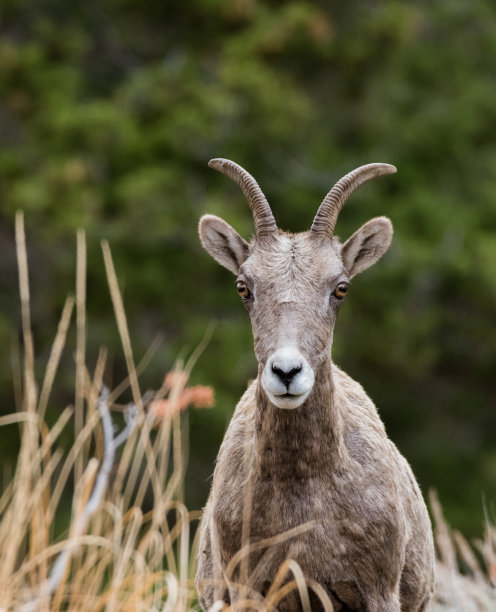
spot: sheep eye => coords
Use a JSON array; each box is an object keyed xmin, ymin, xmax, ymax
[
  {"xmin": 236, "ymin": 281, "xmax": 251, "ymax": 300},
  {"xmin": 333, "ymin": 283, "xmax": 348, "ymax": 300}
]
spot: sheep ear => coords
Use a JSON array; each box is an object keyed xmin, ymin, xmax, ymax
[
  {"xmin": 341, "ymin": 216, "xmax": 393, "ymax": 278},
  {"xmin": 199, "ymin": 214, "xmax": 249, "ymax": 275}
]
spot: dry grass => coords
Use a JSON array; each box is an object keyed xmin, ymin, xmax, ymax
[
  {"xmin": 0, "ymin": 213, "xmax": 201, "ymax": 611},
  {"xmin": 430, "ymin": 491, "xmax": 496, "ymax": 611},
  {"xmin": 1, "ymin": 213, "xmax": 495, "ymax": 611}
]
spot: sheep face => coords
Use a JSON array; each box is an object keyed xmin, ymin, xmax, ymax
[
  {"xmin": 199, "ymin": 216, "xmax": 393, "ymax": 409},
  {"xmin": 239, "ymin": 233, "xmax": 343, "ymax": 409}
]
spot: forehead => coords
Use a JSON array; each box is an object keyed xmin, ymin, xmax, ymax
[{"xmin": 241, "ymin": 232, "xmax": 344, "ymax": 282}]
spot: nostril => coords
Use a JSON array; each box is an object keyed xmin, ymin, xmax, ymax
[
  {"xmin": 271, "ymin": 363, "xmax": 302, "ymax": 387},
  {"xmin": 288, "ymin": 366, "xmax": 302, "ymax": 377}
]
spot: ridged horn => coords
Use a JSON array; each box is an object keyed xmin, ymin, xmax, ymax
[
  {"xmin": 208, "ymin": 158, "xmax": 278, "ymax": 236},
  {"xmin": 310, "ymin": 163, "xmax": 397, "ymax": 238}
]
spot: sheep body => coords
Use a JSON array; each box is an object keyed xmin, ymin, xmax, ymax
[{"xmin": 197, "ymin": 369, "xmax": 434, "ymax": 611}]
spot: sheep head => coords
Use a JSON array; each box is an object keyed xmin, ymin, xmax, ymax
[{"xmin": 199, "ymin": 159, "xmax": 395, "ymax": 409}]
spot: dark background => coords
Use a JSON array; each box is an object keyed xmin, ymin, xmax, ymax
[{"xmin": 1, "ymin": 0, "xmax": 495, "ymax": 536}]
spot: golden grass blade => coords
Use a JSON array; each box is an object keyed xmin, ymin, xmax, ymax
[
  {"xmin": 266, "ymin": 579, "xmax": 299, "ymax": 609},
  {"xmin": 453, "ymin": 529, "xmax": 485, "ymax": 584},
  {"xmin": 48, "ymin": 409, "xmax": 102, "ymax": 522},
  {"xmin": 304, "ymin": 579, "xmax": 334, "ymax": 611},
  {"xmin": 130, "ymin": 420, "xmax": 162, "ymax": 508},
  {"xmin": 0, "ymin": 429, "xmax": 36, "ymax": 592},
  {"xmin": 0, "ymin": 411, "xmax": 41, "ymax": 429},
  {"xmin": 183, "ymin": 321, "xmax": 215, "ymax": 377},
  {"xmin": 15, "ymin": 211, "xmax": 36, "ymax": 413},
  {"xmin": 75, "ymin": 229, "xmax": 87, "ymax": 484},
  {"xmin": 105, "ymin": 507, "xmax": 145, "ymax": 611},
  {"xmin": 483, "ymin": 493, "xmax": 496, "ymax": 587},
  {"xmin": 101, "ymin": 241, "xmax": 165, "ymax": 512},
  {"xmin": 101, "ymin": 240, "xmax": 142, "ymax": 411},
  {"xmin": 430, "ymin": 488, "xmax": 457, "ymax": 570},
  {"xmin": 15, "ymin": 535, "xmax": 117, "ymax": 591},
  {"xmin": 229, "ymin": 596, "xmax": 269, "ymax": 611},
  {"xmin": 154, "ymin": 411, "xmax": 172, "ymax": 497},
  {"xmin": 120, "ymin": 428, "xmax": 147, "ymax": 506},
  {"xmin": 267, "ymin": 559, "xmax": 311, "ymax": 612},
  {"xmin": 10, "ymin": 332, "xmax": 23, "ymax": 412},
  {"xmin": 224, "ymin": 520, "xmax": 315, "ymax": 581},
  {"xmin": 38, "ymin": 296, "xmax": 74, "ymax": 419},
  {"xmin": 108, "ymin": 333, "xmax": 163, "ymax": 406},
  {"xmin": 188, "ymin": 511, "xmax": 202, "ymax": 581}
]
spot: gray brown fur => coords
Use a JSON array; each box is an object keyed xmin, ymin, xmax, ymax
[{"xmin": 196, "ymin": 161, "xmax": 435, "ymax": 611}]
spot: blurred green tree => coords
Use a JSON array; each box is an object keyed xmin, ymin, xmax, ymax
[{"xmin": 1, "ymin": 0, "xmax": 495, "ymax": 534}]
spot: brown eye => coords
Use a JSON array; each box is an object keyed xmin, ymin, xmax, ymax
[
  {"xmin": 333, "ymin": 283, "xmax": 348, "ymax": 300},
  {"xmin": 236, "ymin": 281, "xmax": 251, "ymax": 300}
]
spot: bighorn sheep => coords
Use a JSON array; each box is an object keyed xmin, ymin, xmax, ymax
[{"xmin": 196, "ymin": 159, "xmax": 435, "ymax": 611}]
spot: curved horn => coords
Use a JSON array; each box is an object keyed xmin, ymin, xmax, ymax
[
  {"xmin": 310, "ymin": 163, "xmax": 397, "ymax": 238},
  {"xmin": 208, "ymin": 158, "xmax": 278, "ymax": 236}
]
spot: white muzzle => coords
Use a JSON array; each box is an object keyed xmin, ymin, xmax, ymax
[{"xmin": 261, "ymin": 346, "xmax": 315, "ymax": 409}]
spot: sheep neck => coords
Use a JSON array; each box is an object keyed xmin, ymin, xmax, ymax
[{"xmin": 254, "ymin": 358, "xmax": 345, "ymax": 482}]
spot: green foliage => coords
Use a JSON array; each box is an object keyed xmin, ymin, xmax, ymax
[{"xmin": 1, "ymin": 0, "xmax": 496, "ymax": 534}]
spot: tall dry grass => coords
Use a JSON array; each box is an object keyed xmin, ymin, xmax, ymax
[
  {"xmin": 430, "ymin": 491, "xmax": 496, "ymax": 611},
  {"xmin": 0, "ymin": 213, "xmax": 495, "ymax": 611},
  {"xmin": 0, "ymin": 213, "xmax": 202, "ymax": 611}
]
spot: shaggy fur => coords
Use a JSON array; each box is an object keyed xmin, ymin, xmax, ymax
[{"xmin": 196, "ymin": 166, "xmax": 435, "ymax": 612}]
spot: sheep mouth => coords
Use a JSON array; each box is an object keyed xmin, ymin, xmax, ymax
[{"xmin": 267, "ymin": 389, "xmax": 311, "ymax": 410}]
